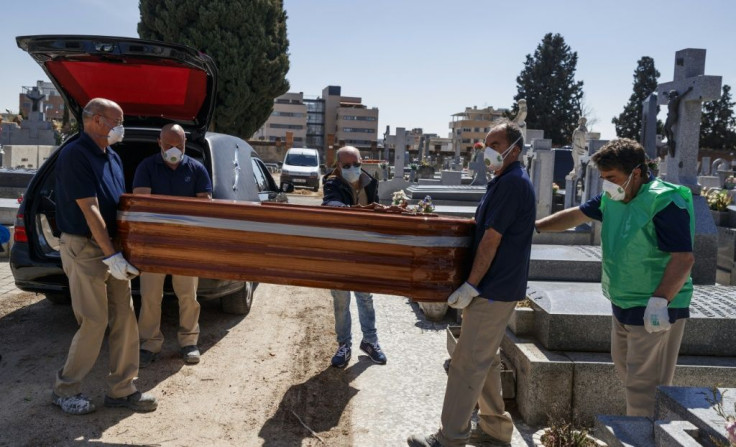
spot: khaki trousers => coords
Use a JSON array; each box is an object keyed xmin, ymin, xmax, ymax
[
  {"xmin": 438, "ymin": 298, "xmax": 517, "ymax": 447},
  {"xmin": 54, "ymin": 233, "xmax": 139, "ymax": 399},
  {"xmin": 611, "ymin": 316, "xmax": 686, "ymax": 417},
  {"xmin": 138, "ymin": 272, "xmax": 200, "ymax": 353}
]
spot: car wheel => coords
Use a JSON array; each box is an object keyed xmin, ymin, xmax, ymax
[
  {"xmin": 45, "ymin": 293, "xmax": 71, "ymax": 305},
  {"xmin": 312, "ymin": 184, "xmax": 320, "ymax": 192},
  {"xmin": 220, "ymin": 281, "xmax": 254, "ymax": 315}
]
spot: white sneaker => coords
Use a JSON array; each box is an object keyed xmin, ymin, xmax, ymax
[{"xmin": 52, "ymin": 392, "xmax": 96, "ymax": 415}]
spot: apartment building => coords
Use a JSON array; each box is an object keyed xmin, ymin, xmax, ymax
[
  {"xmin": 253, "ymin": 85, "xmax": 378, "ymax": 155},
  {"xmin": 450, "ymin": 106, "xmax": 508, "ymax": 154},
  {"xmin": 250, "ymin": 92, "xmax": 307, "ymax": 146}
]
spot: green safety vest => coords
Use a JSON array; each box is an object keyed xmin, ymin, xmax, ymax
[{"xmin": 599, "ymin": 178, "xmax": 694, "ymax": 309}]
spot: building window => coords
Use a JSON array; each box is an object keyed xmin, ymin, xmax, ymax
[
  {"xmin": 269, "ymin": 123, "xmax": 304, "ymax": 130},
  {"xmin": 342, "ymin": 128, "xmax": 374, "ymax": 133},
  {"xmin": 339, "ymin": 115, "xmax": 377, "ymax": 121},
  {"xmin": 271, "ymin": 111, "xmax": 305, "ymax": 117}
]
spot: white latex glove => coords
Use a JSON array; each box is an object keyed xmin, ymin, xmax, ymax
[
  {"xmin": 102, "ymin": 252, "xmax": 140, "ymax": 281},
  {"xmin": 643, "ymin": 297, "xmax": 671, "ymax": 333},
  {"xmin": 447, "ymin": 282, "xmax": 479, "ymax": 309}
]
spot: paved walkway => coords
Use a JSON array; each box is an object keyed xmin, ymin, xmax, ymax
[{"xmin": 0, "ymin": 260, "xmax": 21, "ymax": 298}]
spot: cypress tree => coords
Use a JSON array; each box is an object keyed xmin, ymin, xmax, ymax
[
  {"xmin": 138, "ymin": 0, "xmax": 290, "ymax": 138},
  {"xmin": 612, "ymin": 56, "xmax": 661, "ymax": 140},
  {"xmin": 701, "ymin": 84, "xmax": 736, "ymax": 150},
  {"xmin": 513, "ymin": 33, "xmax": 585, "ymax": 145}
]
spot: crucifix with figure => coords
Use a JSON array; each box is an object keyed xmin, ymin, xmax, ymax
[{"xmin": 656, "ymin": 48, "xmax": 722, "ymax": 191}]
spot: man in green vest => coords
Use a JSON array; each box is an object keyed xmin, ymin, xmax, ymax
[{"xmin": 535, "ymin": 138, "xmax": 695, "ymax": 418}]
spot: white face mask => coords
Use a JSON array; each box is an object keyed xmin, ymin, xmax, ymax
[
  {"xmin": 602, "ymin": 170, "xmax": 635, "ymax": 201},
  {"xmin": 484, "ymin": 136, "xmax": 521, "ymax": 171},
  {"xmin": 162, "ymin": 146, "xmax": 183, "ymax": 164},
  {"xmin": 107, "ymin": 125, "xmax": 124, "ymax": 145},
  {"xmin": 341, "ymin": 166, "xmax": 361, "ymax": 183}
]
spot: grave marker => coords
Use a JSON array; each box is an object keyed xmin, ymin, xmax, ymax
[{"xmin": 656, "ymin": 49, "xmax": 722, "ymax": 189}]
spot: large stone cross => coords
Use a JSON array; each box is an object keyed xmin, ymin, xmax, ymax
[{"xmin": 656, "ymin": 49, "xmax": 721, "ymax": 190}]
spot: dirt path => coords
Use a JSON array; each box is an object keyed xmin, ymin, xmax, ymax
[{"xmin": 0, "ymin": 285, "xmax": 350, "ymax": 446}]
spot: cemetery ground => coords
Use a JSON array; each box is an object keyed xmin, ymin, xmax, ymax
[{"xmin": 0, "ymin": 184, "xmax": 537, "ymax": 447}]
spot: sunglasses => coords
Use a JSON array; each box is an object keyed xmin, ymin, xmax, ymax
[{"xmin": 341, "ymin": 162, "xmax": 362, "ymax": 169}]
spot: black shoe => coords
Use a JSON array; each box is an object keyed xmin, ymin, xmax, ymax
[
  {"xmin": 139, "ymin": 349, "xmax": 157, "ymax": 368},
  {"xmin": 180, "ymin": 345, "xmax": 200, "ymax": 364},
  {"xmin": 331, "ymin": 344, "xmax": 351, "ymax": 368},
  {"xmin": 407, "ymin": 433, "xmax": 444, "ymax": 447},
  {"xmin": 360, "ymin": 340, "xmax": 387, "ymax": 364},
  {"xmin": 104, "ymin": 391, "xmax": 157, "ymax": 412}
]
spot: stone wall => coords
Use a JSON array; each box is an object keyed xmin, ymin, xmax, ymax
[{"xmin": 2, "ymin": 145, "xmax": 57, "ymax": 169}]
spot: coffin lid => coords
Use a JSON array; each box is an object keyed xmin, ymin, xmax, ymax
[{"xmin": 16, "ymin": 35, "xmax": 217, "ymax": 137}]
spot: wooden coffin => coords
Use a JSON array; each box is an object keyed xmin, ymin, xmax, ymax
[{"xmin": 117, "ymin": 194, "xmax": 474, "ymax": 302}]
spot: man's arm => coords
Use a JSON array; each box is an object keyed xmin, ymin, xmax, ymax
[
  {"xmin": 652, "ymin": 252, "xmax": 695, "ymax": 302},
  {"xmin": 196, "ymin": 191, "xmax": 212, "ymax": 199},
  {"xmin": 76, "ymin": 197, "xmax": 116, "ymax": 257},
  {"xmin": 535, "ymin": 207, "xmax": 591, "ymax": 232},
  {"xmin": 467, "ymin": 227, "xmax": 503, "ymax": 287}
]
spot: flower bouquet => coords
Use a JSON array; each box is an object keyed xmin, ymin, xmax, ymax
[
  {"xmin": 706, "ymin": 188, "xmax": 732, "ymax": 212},
  {"xmin": 473, "ymin": 142, "xmax": 484, "ymax": 151},
  {"xmin": 392, "ymin": 190, "xmax": 409, "ymax": 208},
  {"xmin": 415, "ymin": 195, "xmax": 435, "ymax": 214}
]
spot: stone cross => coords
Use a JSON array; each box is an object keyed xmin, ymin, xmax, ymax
[
  {"xmin": 656, "ymin": 49, "xmax": 722, "ymax": 190},
  {"xmin": 640, "ymin": 92, "xmax": 658, "ymax": 160}
]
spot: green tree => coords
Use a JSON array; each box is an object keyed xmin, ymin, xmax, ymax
[
  {"xmin": 701, "ymin": 84, "xmax": 736, "ymax": 150},
  {"xmin": 612, "ymin": 56, "xmax": 661, "ymax": 140},
  {"xmin": 512, "ymin": 33, "xmax": 584, "ymax": 145},
  {"xmin": 138, "ymin": 0, "xmax": 290, "ymax": 138}
]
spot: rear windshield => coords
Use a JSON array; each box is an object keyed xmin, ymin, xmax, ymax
[{"xmin": 285, "ymin": 153, "xmax": 318, "ymax": 167}]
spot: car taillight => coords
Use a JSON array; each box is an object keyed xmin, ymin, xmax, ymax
[{"xmin": 14, "ymin": 213, "xmax": 28, "ymax": 243}]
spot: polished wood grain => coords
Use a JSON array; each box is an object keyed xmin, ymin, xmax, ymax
[{"xmin": 117, "ymin": 194, "xmax": 474, "ymax": 301}]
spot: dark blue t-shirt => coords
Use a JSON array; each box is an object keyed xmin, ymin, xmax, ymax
[
  {"xmin": 132, "ymin": 153, "xmax": 212, "ymax": 197},
  {"xmin": 55, "ymin": 132, "xmax": 125, "ymax": 236},
  {"xmin": 473, "ymin": 161, "xmax": 536, "ymax": 302},
  {"xmin": 579, "ymin": 177, "xmax": 691, "ymax": 324}
]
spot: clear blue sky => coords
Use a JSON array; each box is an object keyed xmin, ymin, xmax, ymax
[{"xmin": 1, "ymin": 0, "xmax": 734, "ymax": 141}]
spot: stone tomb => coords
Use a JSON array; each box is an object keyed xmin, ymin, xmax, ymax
[
  {"xmin": 404, "ymin": 184, "xmax": 486, "ymax": 205},
  {"xmin": 529, "ymin": 245, "xmax": 601, "ymax": 282},
  {"xmin": 502, "ymin": 324, "xmax": 736, "ymax": 427},
  {"xmin": 596, "ymin": 387, "xmax": 735, "ymax": 447},
  {"xmin": 522, "ymin": 281, "xmax": 736, "ymax": 356}
]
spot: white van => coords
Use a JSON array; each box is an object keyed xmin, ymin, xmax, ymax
[{"xmin": 280, "ymin": 148, "xmax": 321, "ymax": 192}]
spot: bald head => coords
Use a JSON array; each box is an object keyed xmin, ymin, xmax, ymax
[
  {"xmin": 160, "ymin": 123, "xmax": 185, "ymax": 141},
  {"xmin": 336, "ymin": 146, "xmax": 361, "ymax": 164},
  {"xmin": 82, "ymin": 98, "xmax": 122, "ymax": 124},
  {"xmin": 159, "ymin": 123, "xmax": 186, "ymax": 166}
]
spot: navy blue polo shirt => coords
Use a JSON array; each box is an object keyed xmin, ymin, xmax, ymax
[
  {"xmin": 473, "ymin": 161, "xmax": 536, "ymax": 302},
  {"xmin": 579, "ymin": 176, "xmax": 691, "ymax": 324},
  {"xmin": 55, "ymin": 132, "xmax": 126, "ymax": 236},
  {"xmin": 132, "ymin": 153, "xmax": 212, "ymax": 197}
]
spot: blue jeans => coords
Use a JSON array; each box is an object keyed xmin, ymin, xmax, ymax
[{"xmin": 331, "ymin": 290, "xmax": 377, "ymax": 346}]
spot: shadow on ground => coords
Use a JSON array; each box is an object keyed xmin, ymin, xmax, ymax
[{"xmin": 258, "ymin": 360, "xmax": 372, "ymax": 446}]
